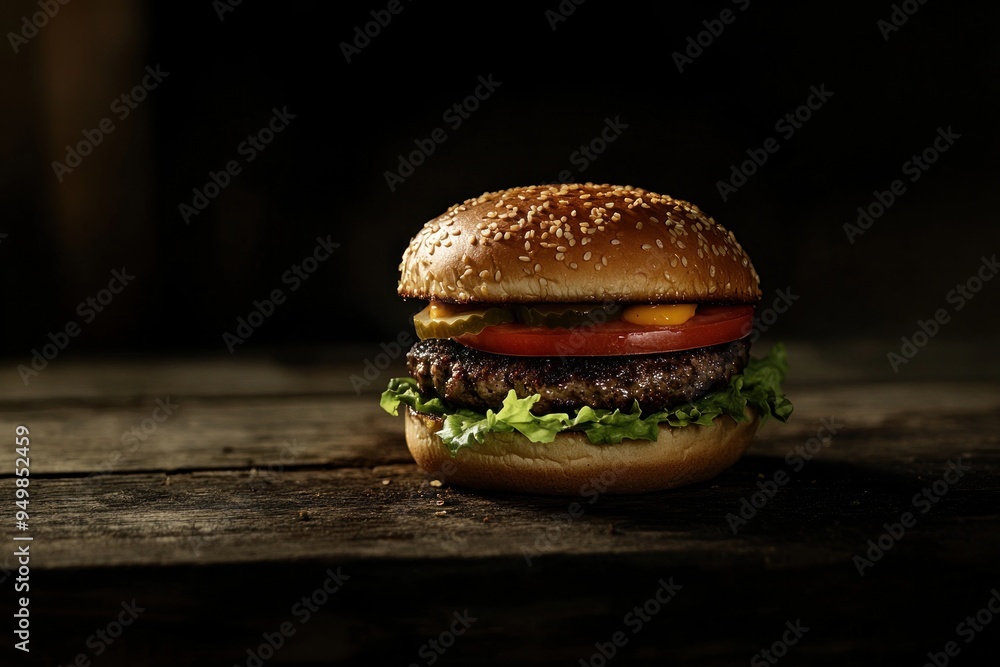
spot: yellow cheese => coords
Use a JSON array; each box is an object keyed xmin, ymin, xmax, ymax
[
  {"xmin": 427, "ymin": 301, "xmax": 464, "ymax": 318},
  {"xmin": 621, "ymin": 303, "xmax": 697, "ymax": 326}
]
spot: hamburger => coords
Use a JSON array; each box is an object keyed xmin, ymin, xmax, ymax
[{"xmin": 381, "ymin": 183, "xmax": 791, "ymax": 494}]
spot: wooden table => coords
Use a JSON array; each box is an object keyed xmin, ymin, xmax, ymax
[{"xmin": 4, "ymin": 341, "xmax": 999, "ymax": 666}]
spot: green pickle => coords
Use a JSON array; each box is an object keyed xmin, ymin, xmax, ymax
[
  {"xmin": 413, "ymin": 306, "xmax": 516, "ymax": 340},
  {"xmin": 513, "ymin": 303, "xmax": 621, "ymax": 328}
]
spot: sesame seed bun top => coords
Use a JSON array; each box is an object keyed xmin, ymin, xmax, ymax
[{"xmin": 397, "ymin": 183, "xmax": 761, "ymax": 304}]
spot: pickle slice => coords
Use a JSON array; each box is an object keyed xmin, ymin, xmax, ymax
[
  {"xmin": 413, "ymin": 305, "xmax": 515, "ymax": 340},
  {"xmin": 513, "ymin": 303, "xmax": 621, "ymax": 328}
]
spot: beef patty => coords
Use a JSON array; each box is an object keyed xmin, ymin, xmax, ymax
[{"xmin": 407, "ymin": 338, "xmax": 751, "ymax": 414}]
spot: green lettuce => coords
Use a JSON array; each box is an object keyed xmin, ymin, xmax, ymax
[{"xmin": 380, "ymin": 344, "xmax": 793, "ymax": 456}]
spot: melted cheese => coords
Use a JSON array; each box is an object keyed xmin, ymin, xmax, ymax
[{"xmin": 621, "ymin": 303, "xmax": 697, "ymax": 326}]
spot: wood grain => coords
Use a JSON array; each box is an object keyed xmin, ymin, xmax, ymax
[{"xmin": 3, "ymin": 348, "xmax": 998, "ymax": 666}]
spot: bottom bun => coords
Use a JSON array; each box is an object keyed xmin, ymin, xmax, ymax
[{"xmin": 404, "ymin": 406, "xmax": 759, "ymax": 495}]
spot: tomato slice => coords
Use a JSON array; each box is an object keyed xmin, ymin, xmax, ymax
[{"xmin": 455, "ymin": 305, "xmax": 754, "ymax": 357}]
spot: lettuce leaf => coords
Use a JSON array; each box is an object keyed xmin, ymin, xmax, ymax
[{"xmin": 380, "ymin": 344, "xmax": 793, "ymax": 456}]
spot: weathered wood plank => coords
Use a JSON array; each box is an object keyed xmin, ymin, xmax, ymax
[
  {"xmin": 0, "ymin": 381, "xmax": 996, "ymax": 475},
  {"xmin": 14, "ymin": 449, "xmax": 999, "ymax": 570},
  {"xmin": 14, "ymin": 456, "xmax": 1000, "ymax": 666},
  {"xmin": 0, "ymin": 347, "xmax": 406, "ymax": 403},
  {"xmin": 0, "ymin": 397, "xmax": 408, "ymax": 475}
]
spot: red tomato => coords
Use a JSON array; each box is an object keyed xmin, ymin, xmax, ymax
[{"xmin": 455, "ymin": 305, "xmax": 754, "ymax": 357}]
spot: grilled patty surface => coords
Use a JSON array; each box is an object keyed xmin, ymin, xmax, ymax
[{"xmin": 407, "ymin": 338, "xmax": 751, "ymax": 414}]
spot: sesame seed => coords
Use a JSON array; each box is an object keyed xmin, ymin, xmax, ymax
[
  {"xmin": 494, "ymin": 232, "xmax": 503, "ymax": 241},
  {"xmin": 539, "ymin": 277, "xmax": 548, "ymax": 286},
  {"xmin": 495, "ymin": 270, "xmax": 502, "ymax": 281},
  {"xmin": 534, "ymin": 263, "xmax": 542, "ymax": 273},
  {"xmin": 709, "ymin": 265, "xmax": 716, "ymax": 277},
  {"xmin": 681, "ymin": 257, "xmax": 688, "ymax": 267},
  {"xmin": 635, "ymin": 221, "xmax": 642, "ymax": 229},
  {"xmin": 503, "ymin": 232, "xmax": 511, "ymax": 240},
  {"xmin": 519, "ymin": 256, "xmax": 530, "ymax": 262},
  {"xmin": 570, "ymin": 262, "xmax": 578, "ymax": 269},
  {"xmin": 655, "ymin": 239, "xmax": 663, "ymax": 249},
  {"xmin": 642, "ymin": 243, "xmax": 653, "ymax": 250},
  {"xmin": 601, "ymin": 256, "xmax": 608, "ymax": 266},
  {"xmin": 611, "ymin": 239, "xmax": 621, "ymax": 245},
  {"xmin": 583, "ymin": 251, "xmax": 592, "ymax": 261}
]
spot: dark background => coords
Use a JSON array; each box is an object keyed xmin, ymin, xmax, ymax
[{"xmin": 2, "ymin": 0, "xmax": 998, "ymax": 357}]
